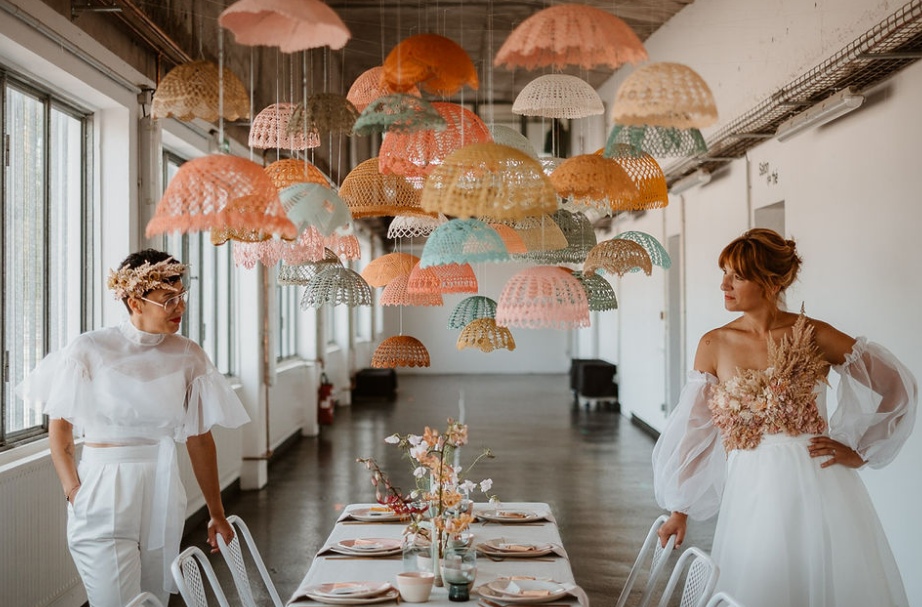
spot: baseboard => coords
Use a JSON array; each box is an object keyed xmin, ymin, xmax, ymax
[{"xmin": 630, "ymin": 413, "xmax": 661, "ymax": 441}]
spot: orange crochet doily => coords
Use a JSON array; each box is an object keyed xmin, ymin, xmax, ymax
[{"xmin": 381, "ymin": 34, "xmax": 479, "ymax": 96}]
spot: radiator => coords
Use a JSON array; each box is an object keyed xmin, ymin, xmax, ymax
[{"xmin": 0, "ymin": 451, "xmax": 84, "ymax": 607}]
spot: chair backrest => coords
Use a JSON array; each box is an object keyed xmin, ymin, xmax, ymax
[
  {"xmin": 171, "ymin": 546, "xmax": 232, "ymax": 607},
  {"xmin": 125, "ymin": 592, "xmax": 166, "ymax": 607},
  {"xmin": 217, "ymin": 514, "xmax": 284, "ymax": 607},
  {"xmin": 656, "ymin": 547, "xmax": 719, "ymax": 607},
  {"xmin": 615, "ymin": 515, "xmax": 677, "ymax": 607},
  {"xmin": 704, "ymin": 591, "xmax": 745, "ymax": 607}
]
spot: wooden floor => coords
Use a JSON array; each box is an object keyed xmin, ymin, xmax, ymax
[{"xmin": 172, "ymin": 374, "xmax": 715, "ymax": 606}]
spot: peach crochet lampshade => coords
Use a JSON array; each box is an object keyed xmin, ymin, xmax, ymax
[
  {"xmin": 361, "ymin": 252, "xmax": 420, "ymax": 287},
  {"xmin": 301, "ymin": 266, "xmax": 372, "ymax": 308},
  {"xmin": 372, "ymin": 335, "xmax": 430, "ymax": 368},
  {"xmin": 550, "ymin": 155, "xmax": 639, "ymax": 211},
  {"xmin": 249, "ymin": 103, "xmax": 320, "ymax": 150},
  {"xmin": 381, "ymin": 34, "xmax": 479, "ymax": 96},
  {"xmin": 265, "ymin": 158, "xmax": 329, "ymax": 190},
  {"xmin": 219, "ymin": 0, "xmax": 350, "ymax": 52},
  {"xmin": 583, "ymin": 238, "xmax": 653, "ymax": 276},
  {"xmin": 347, "ymin": 66, "xmax": 420, "ymax": 112},
  {"xmin": 323, "ymin": 230, "xmax": 361, "ymax": 260},
  {"xmin": 457, "ymin": 318, "xmax": 516, "ymax": 353},
  {"xmin": 611, "ymin": 62, "xmax": 718, "ymax": 129},
  {"xmin": 380, "ymin": 273, "xmax": 443, "ymax": 307},
  {"xmin": 378, "ymin": 102, "xmax": 492, "ymax": 178},
  {"xmin": 512, "ymin": 75, "xmax": 604, "ymax": 119},
  {"xmin": 231, "ymin": 229, "xmax": 329, "ymax": 268},
  {"xmin": 420, "ymin": 143, "xmax": 557, "ymax": 220},
  {"xmin": 592, "ymin": 144, "xmax": 668, "ymax": 213},
  {"xmin": 151, "ymin": 60, "xmax": 249, "ymax": 122},
  {"xmin": 448, "ymin": 296, "xmax": 497, "ymax": 330},
  {"xmin": 495, "ymin": 3, "xmax": 648, "ymax": 70},
  {"xmin": 287, "ymin": 93, "xmax": 360, "ymax": 135},
  {"xmin": 432, "ymin": 263, "xmax": 478, "ymax": 294},
  {"xmin": 146, "ymin": 154, "xmax": 294, "ymax": 240},
  {"xmin": 388, "ymin": 214, "xmax": 448, "ymax": 239},
  {"xmin": 339, "ymin": 158, "xmax": 428, "ymax": 218},
  {"xmin": 488, "ymin": 223, "xmax": 528, "ymax": 255},
  {"xmin": 495, "ymin": 266, "xmax": 590, "ymax": 330},
  {"xmin": 405, "ymin": 263, "xmax": 442, "ymax": 295}
]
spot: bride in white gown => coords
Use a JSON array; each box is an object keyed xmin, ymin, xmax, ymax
[{"xmin": 652, "ymin": 229, "xmax": 916, "ymax": 607}]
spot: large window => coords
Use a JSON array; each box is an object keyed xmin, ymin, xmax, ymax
[
  {"xmin": 277, "ymin": 284, "xmax": 299, "ymax": 360},
  {"xmin": 161, "ymin": 153, "xmax": 235, "ymax": 375},
  {"xmin": 2, "ymin": 73, "xmax": 91, "ymax": 448}
]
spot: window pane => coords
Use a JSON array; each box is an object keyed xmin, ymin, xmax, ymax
[
  {"xmin": 186, "ymin": 232, "xmax": 203, "ymax": 344},
  {"xmin": 201, "ymin": 235, "xmax": 217, "ymax": 360},
  {"xmin": 4, "ymin": 86, "xmax": 45, "ymax": 435},
  {"xmin": 215, "ymin": 244, "xmax": 232, "ymax": 374}
]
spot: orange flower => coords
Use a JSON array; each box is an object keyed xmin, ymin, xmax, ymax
[{"xmin": 423, "ymin": 426, "xmax": 440, "ymax": 447}]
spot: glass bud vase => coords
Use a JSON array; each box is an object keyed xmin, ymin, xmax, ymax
[
  {"xmin": 442, "ymin": 540, "xmax": 477, "ymax": 602},
  {"xmin": 402, "ymin": 533, "xmax": 434, "ymax": 574}
]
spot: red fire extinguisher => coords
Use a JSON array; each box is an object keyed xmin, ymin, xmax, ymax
[{"xmin": 318, "ymin": 372, "xmax": 335, "ymax": 425}]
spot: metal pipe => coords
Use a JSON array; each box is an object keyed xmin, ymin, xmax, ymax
[{"xmin": 109, "ymin": 0, "xmax": 192, "ymax": 66}]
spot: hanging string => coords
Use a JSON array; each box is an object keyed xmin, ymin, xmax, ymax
[
  {"xmin": 249, "ymin": 47, "xmax": 255, "ymax": 162},
  {"xmin": 275, "ymin": 48, "xmax": 281, "ymax": 161},
  {"xmin": 218, "ymin": 29, "xmax": 225, "ymax": 152},
  {"xmin": 303, "ymin": 51, "xmax": 310, "ymax": 170}
]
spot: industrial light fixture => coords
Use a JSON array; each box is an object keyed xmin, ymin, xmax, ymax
[
  {"xmin": 668, "ymin": 169, "xmax": 711, "ymax": 195},
  {"xmin": 775, "ymin": 87, "xmax": 865, "ymax": 142}
]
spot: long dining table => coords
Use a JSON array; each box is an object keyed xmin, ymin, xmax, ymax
[{"xmin": 288, "ymin": 502, "xmax": 590, "ymax": 607}]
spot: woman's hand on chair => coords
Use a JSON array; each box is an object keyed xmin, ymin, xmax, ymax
[
  {"xmin": 207, "ymin": 515, "xmax": 235, "ymax": 554},
  {"xmin": 657, "ymin": 512, "xmax": 687, "ymax": 548}
]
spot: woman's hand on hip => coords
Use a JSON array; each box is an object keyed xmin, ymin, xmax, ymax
[
  {"xmin": 657, "ymin": 512, "xmax": 687, "ymax": 548},
  {"xmin": 207, "ymin": 516, "xmax": 235, "ymax": 554},
  {"xmin": 808, "ymin": 437, "xmax": 864, "ymax": 469}
]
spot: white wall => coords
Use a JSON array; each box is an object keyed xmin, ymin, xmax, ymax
[
  {"xmin": 596, "ymin": 0, "xmax": 922, "ymax": 600},
  {"xmin": 381, "ymin": 260, "xmax": 571, "ymax": 374}
]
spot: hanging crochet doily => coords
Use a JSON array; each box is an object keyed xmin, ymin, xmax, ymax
[
  {"xmin": 278, "ymin": 249, "xmax": 342, "ymax": 286},
  {"xmin": 550, "ymin": 155, "xmax": 639, "ymax": 211},
  {"xmin": 583, "ymin": 238, "xmax": 653, "ymax": 277},
  {"xmin": 448, "ymin": 296, "xmax": 498, "ymax": 330},
  {"xmin": 495, "ymin": 266, "xmax": 590, "ymax": 330},
  {"xmin": 353, "ymin": 94, "xmax": 447, "ymax": 136},
  {"xmin": 381, "ymin": 34, "xmax": 479, "ymax": 96},
  {"xmin": 504, "ymin": 215, "xmax": 568, "ymax": 253},
  {"xmin": 339, "ymin": 158, "xmax": 428, "ymax": 219},
  {"xmin": 605, "ymin": 124, "xmax": 708, "ymax": 158},
  {"xmin": 379, "ymin": 273, "xmax": 444, "ymax": 307},
  {"xmin": 287, "ymin": 93, "xmax": 359, "ymax": 135},
  {"xmin": 569, "ymin": 270, "xmax": 618, "ymax": 311},
  {"xmin": 488, "ymin": 125, "xmax": 538, "ymax": 158},
  {"xmin": 457, "ymin": 318, "xmax": 516, "ymax": 353},
  {"xmin": 524, "ymin": 209, "xmax": 597, "ymax": 264},
  {"xmin": 249, "ymin": 103, "xmax": 320, "ymax": 150},
  {"xmin": 494, "ymin": 4, "xmax": 648, "ymax": 70},
  {"xmin": 615, "ymin": 230, "xmax": 672, "ymax": 271},
  {"xmin": 512, "ymin": 74, "xmax": 604, "ymax": 119},
  {"xmin": 372, "ymin": 335, "xmax": 430, "ymax": 368},
  {"xmin": 431, "ymin": 263, "xmax": 478, "ymax": 294},
  {"xmin": 487, "ymin": 223, "xmax": 529, "ymax": 255},
  {"xmin": 611, "ymin": 62, "xmax": 718, "ymax": 129},
  {"xmin": 301, "ymin": 266, "xmax": 372, "ymax": 308},
  {"xmin": 419, "ymin": 219, "xmax": 510, "ymax": 268},
  {"xmin": 347, "ymin": 66, "xmax": 420, "ymax": 112},
  {"xmin": 388, "ymin": 214, "xmax": 448, "ymax": 239},
  {"xmin": 420, "ymin": 143, "xmax": 557, "ymax": 220},
  {"xmin": 361, "ymin": 252, "xmax": 420, "ymax": 287},
  {"xmin": 265, "ymin": 158, "xmax": 329, "ymax": 190},
  {"xmin": 378, "ymin": 102, "xmax": 492, "ymax": 178},
  {"xmin": 591, "ymin": 144, "xmax": 668, "ymax": 213},
  {"xmin": 219, "ymin": 0, "xmax": 351, "ymax": 52},
  {"xmin": 151, "ymin": 60, "xmax": 250, "ymax": 122},
  {"xmin": 280, "ymin": 183, "xmax": 352, "ymax": 237}
]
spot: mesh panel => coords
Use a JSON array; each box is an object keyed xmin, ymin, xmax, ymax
[
  {"xmin": 494, "ymin": 4, "xmax": 648, "ymax": 70},
  {"xmin": 181, "ymin": 558, "xmax": 208, "ymax": 607},
  {"xmin": 228, "ymin": 535, "xmax": 255, "ymax": 603},
  {"xmin": 680, "ymin": 558, "xmax": 711, "ymax": 607}
]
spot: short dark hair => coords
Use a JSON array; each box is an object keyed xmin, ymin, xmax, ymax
[{"xmin": 117, "ymin": 249, "xmax": 183, "ymax": 312}]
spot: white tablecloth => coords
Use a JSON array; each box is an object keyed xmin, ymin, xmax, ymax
[{"xmin": 289, "ymin": 502, "xmax": 588, "ymax": 607}]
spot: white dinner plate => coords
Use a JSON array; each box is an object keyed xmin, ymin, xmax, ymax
[
  {"xmin": 476, "ymin": 510, "xmax": 546, "ymax": 523},
  {"xmin": 348, "ymin": 508, "xmax": 404, "ymax": 522},
  {"xmin": 302, "ymin": 587, "xmax": 399, "ymax": 605},
  {"xmin": 477, "ymin": 538, "xmax": 555, "ymax": 558},
  {"xmin": 307, "ymin": 581, "xmax": 393, "ymax": 599},
  {"xmin": 329, "ymin": 538, "xmax": 402, "ymax": 557},
  {"xmin": 479, "ymin": 580, "xmax": 568, "ymax": 604}
]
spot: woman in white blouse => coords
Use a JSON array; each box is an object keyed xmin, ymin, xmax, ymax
[
  {"xmin": 652, "ymin": 229, "xmax": 916, "ymax": 607},
  {"xmin": 17, "ymin": 249, "xmax": 250, "ymax": 607}
]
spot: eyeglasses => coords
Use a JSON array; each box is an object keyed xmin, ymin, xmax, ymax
[{"xmin": 140, "ymin": 291, "xmax": 188, "ymax": 313}]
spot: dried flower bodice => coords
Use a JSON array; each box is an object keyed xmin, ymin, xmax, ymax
[{"xmin": 709, "ymin": 313, "xmax": 830, "ymax": 452}]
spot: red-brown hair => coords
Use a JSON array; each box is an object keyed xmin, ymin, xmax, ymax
[{"xmin": 718, "ymin": 229, "xmax": 801, "ymax": 300}]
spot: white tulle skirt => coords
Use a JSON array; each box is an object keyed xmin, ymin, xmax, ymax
[{"xmin": 711, "ymin": 434, "xmax": 908, "ymax": 607}]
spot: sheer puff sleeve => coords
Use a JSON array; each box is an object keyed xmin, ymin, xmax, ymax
[
  {"xmin": 652, "ymin": 371, "xmax": 726, "ymax": 520},
  {"xmin": 829, "ymin": 338, "xmax": 918, "ymax": 469},
  {"xmin": 14, "ymin": 338, "xmax": 94, "ymax": 431},
  {"xmin": 179, "ymin": 346, "xmax": 250, "ymax": 441}
]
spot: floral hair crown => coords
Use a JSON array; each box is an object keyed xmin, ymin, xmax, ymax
[{"xmin": 106, "ymin": 259, "xmax": 188, "ymax": 300}]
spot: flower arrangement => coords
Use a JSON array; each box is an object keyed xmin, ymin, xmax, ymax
[
  {"xmin": 357, "ymin": 417, "xmax": 496, "ymax": 543},
  {"xmin": 709, "ymin": 314, "xmax": 829, "ymax": 452}
]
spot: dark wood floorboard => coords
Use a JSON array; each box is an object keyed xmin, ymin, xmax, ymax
[{"xmin": 171, "ymin": 374, "xmax": 715, "ymax": 606}]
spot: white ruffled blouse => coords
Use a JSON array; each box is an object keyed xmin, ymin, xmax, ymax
[
  {"xmin": 652, "ymin": 338, "xmax": 917, "ymax": 521},
  {"xmin": 16, "ymin": 320, "xmax": 250, "ymax": 591}
]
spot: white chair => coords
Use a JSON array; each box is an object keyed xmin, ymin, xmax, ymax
[
  {"xmin": 615, "ymin": 515, "xmax": 677, "ymax": 607},
  {"xmin": 171, "ymin": 546, "xmax": 232, "ymax": 607},
  {"xmin": 704, "ymin": 591, "xmax": 745, "ymax": 607},
  {"xmin": 216, "ymin": 514, "xmax": 284, "ymax": 607},
  {"xmin": 125, "ymin": 592, "xmax": 165, "ymax": 607},
  {"xmin": 656, "ymin": 547, "xmax": 719, "ymax": 607}
]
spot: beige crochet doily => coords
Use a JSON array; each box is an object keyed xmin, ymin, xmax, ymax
[
  {"xmin": 583, "ymin": 238, "xmax": 653, "ymax": 277},
  {"xmin": 611, "ymin": 62, "xmax": 718, "ymax": 129},
  {"xmin": 151, "ymin": 60, "xmax": 249, "ymax": 122},
  {"xmin": 457, "ymin": 318, "xmax": 516, "ymax": 353},
  {"xmin": 512, "ymin": 74, "xmax": 604, "ymax": 119}
]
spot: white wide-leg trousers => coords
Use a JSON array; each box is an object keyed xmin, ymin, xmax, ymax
[{"xmin": 67, "ymin": 445, "xmax": 175, "ymax": 607}]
